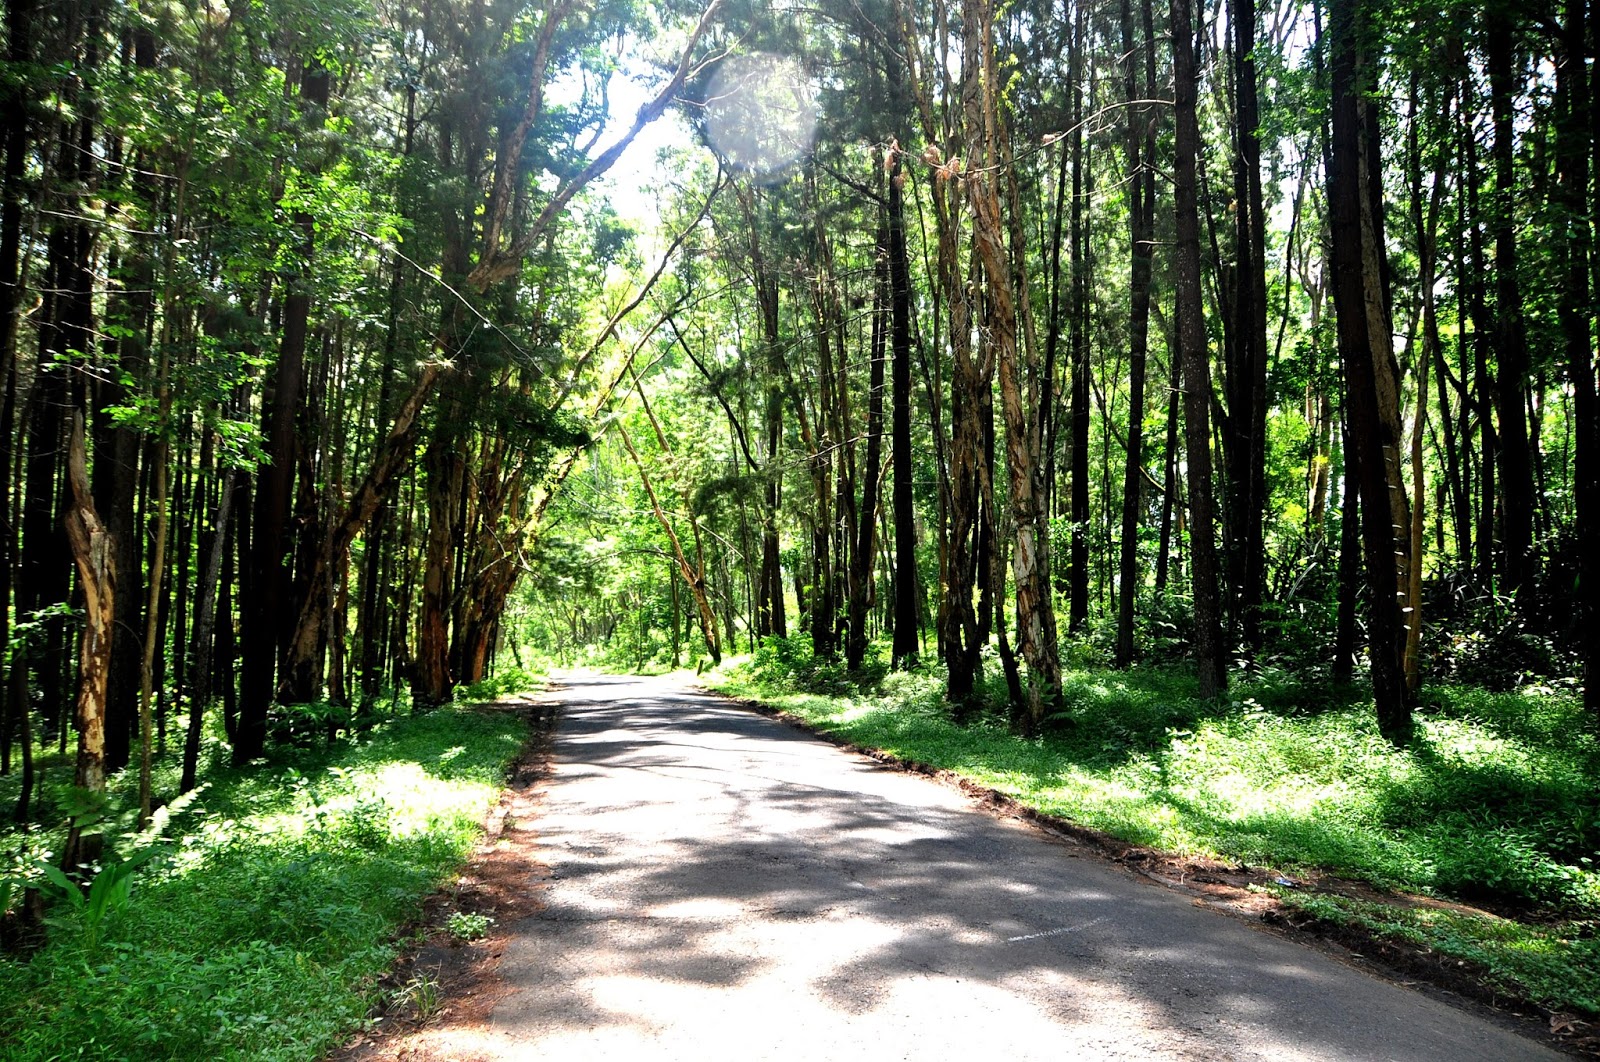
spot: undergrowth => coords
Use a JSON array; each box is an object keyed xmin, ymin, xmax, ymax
[
  {"xmin": 706, "ymin": 636, "xmax": 1600, "ymax": 1017},
  {"xmin": 0, "ymin": 707, "xmax": 527, "ymax": 1061}
]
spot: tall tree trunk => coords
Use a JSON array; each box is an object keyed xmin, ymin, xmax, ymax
[
  {"xmin": 182, "ymin": 470, "xmax": 235, "ymax": 793},
  {"xmin": 889, "ymin": 158, "xmax": 919, "ymax": 667},
  {"xmin": 1554, "ymin": 0, "xmax": 1595, "ymax": 717},
  {"xmin": 1155, "ymin": 347, "xmax": 1180, "ymax": 595},
  {"xmin": 0, "ymin": 0, "xmax": 35, "ymax": 786},
  {"xmin": 1486, "ymin": 20, "xmax": 1535, "ymax": 599},
  {"xmin": 238, "ymin": 58, "xmax": 328, "ymax": 759},
  {"xmin": 1225, "ymin": 0, "xmax": 1270, "ymax": 654},
  {"xmin": 965, "ymin": 0, "xmax": 1061, "ymax": 716},
  {"xmin": 847, "ymin": 216, "xmax": 889, "ymax": 671},
  {"xmin": 1328, "ymin": 0, "xmax": 1414, "ymax": 743},
  {"xmin": 1115, "ymin": 0, "xmax": 1158, "ymax": 668},
  {"xmin": 1463, "ymin": 119, "xmax": 1498, "ymax": 591},
  {"xmin": 61, "ymin": 416, "xmax": 114, "ymax": 870},
  {"xmin": 1172, "ymin": 0, "xmax": 1226, "ymax": 698},
  {"xmin": 1067, "ymin": 0, "xmax": 1092, "ymax": 634}
]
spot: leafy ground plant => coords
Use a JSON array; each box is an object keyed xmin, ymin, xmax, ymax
[
  {"xmin": 705, "ymin": 648, "xmax": 1600, "ymax": 1018},
  {"xmin": 445, "ymin": 910, "xmax": 495, "ymax": 941},
  {"xmin": 0, "ymin": 707, "xmax": 526, "ymax": 1061}
]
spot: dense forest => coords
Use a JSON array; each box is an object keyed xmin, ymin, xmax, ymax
[{"xmin": 0, "ymin": 0, "xmax": 1595, "ymax": 877}]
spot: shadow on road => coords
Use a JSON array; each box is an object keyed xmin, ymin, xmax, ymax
[{"xmin": 488, "ymin": 675, "xmax": 1556, "ymax": 1061}]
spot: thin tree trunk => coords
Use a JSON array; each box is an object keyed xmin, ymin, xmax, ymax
[
  {"xmin": 848, "ymin": 216, "xmax": 890, "ymax": 671},
  {"xmin": 617, "ymin": 422, "xmax": 722, "ymax": 663},
  {"xmin": 889, "ymin": 158, "xmax": 919, "ymax": 667},
  {"xmin": 1115, "ymin": 0, "xmax": 1157, "ymax": 668},
  {"xmin": 136, "ymin": 345, "xmax": 172, "ymax": 824},
  {"xmin": 1486, "ymin": 21, "xmax": 1535, "ymax": 599},
  {"xmin": 182, "ymin": 470, "xmax": 235, "ymax": 793}
]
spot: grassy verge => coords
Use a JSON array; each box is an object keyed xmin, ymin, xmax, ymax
[
  {"xmin": 704, "ymin": 640, "xmax": 1600, "ymax": 1018},
  {"xmin": 0, "ymin": 706, "xmax": 528, "ymax": 1061}
]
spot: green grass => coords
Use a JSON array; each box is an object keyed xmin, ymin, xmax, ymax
[
  {"xmin": 0, "ymin": 707, "xmax": 528, "ymax": 1061},
  {"xmin": 705, "ymin": 640, "xmax": 1600, "ymax": 1017}
]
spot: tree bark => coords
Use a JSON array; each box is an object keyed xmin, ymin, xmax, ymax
[
  {"xmin": 1225, "ymin": 0, "xmax": 1270, "ymax": 654},
  {"xmin": 1115, "ymin": 0, "xmax": 1158, "ymax": 668},
  {"xmin": 1486, "ymin": 20, "xmax": 1535, "ymax": 599},
  {"xmin": 1172, "ymin": 0, "xmax": 1226, "ymax": 697},
  {"xmin": 62, "ymin": 415, "xmax": 114, "ymax": 871},
  {"xmin": 238, "ymin": 58, "xmax": 328, "ymax": 759},
  {"xmin": 1328, "ymin": 0, "xmax": 1414, "ymax": 743},
  {"xmin": 889, "ymin": 159, "xmax": 919, "ymax": 668},
  {"xmin": 847, "ymin": 216, "xmax": 890, "ymax": 671},
  {"xmin": 1554, "ymin": 0, "xmax": 1595, "ymax": 717}
]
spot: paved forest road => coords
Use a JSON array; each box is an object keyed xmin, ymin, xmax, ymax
[{"xmin": 487, "ymin": 673, "xmax": 1557, "ymax": 1061}]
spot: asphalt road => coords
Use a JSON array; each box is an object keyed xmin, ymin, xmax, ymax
[{"xmin": 488, "ymin": 673, "xmax": 1558, "ymax": 1061}]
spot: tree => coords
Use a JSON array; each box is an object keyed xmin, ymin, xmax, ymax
[
  {"xmin": 1327, "ymin": 0, "xmax": 1414, "ymax": 743},
  {"xmin": 1172, "ymin": 0, "xmax": 1225, "ymax": 698}
]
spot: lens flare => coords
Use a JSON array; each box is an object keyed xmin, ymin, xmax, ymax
[{"xmin": 703, "ymin": 53, "xmax": 818, "ymax": 180}]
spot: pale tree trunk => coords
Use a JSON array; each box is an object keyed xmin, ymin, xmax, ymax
[
  {"xmin": 963, "ymin": 0, "xmax": 1061, "ymax": 722},
  {"xmin": 182, "ymin": 470, "xmax": 236, "ymax": 793},
  {"xmin": 62, "ymin": 414, "xmax": 114, "ymax": 871},
  {"xmin": 617, "ymin": 422, "xmax": 722, "ymax": 664},
  {"xmin": 137, "ymin": 349, "xmax": 172, "ymax": 824}
]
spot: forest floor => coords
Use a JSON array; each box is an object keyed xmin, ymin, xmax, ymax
[{"xmin": 334, "ymin": 672, "xmax": 1576, "ymax": 1061}]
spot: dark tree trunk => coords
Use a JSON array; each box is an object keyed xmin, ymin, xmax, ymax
[
  {"xmin": 1155, "ymin": 348, "xmax": 1180, "ymax": 595},
  {"xmin": 1554, "ymin": 0, "xmax": 1596, "ymax": 717},
  {"xmin": 889, "ymin": 158, "xmax": 919, "ymax": 668},
  {"xmin": 1172, "ymin": 0, "xmax": 1226, "ymax": 697},
  {"xmin": 0, "ymin": 0, "xmax": 35, "ymax": 784},
  {"xmin": 1224, "ymin": 0, "xmax": 1270, "ymax": 655},
  {"xmin": 1328, "ymin": 0, "xmax": 1414, "ymax": 743},
  {"xmin": 1067, "ymin": 0, "xmax": 1091, "ymax": 635},
  {"xmin": 847, "ymin": 216, "xmax": 890, "ymax": 671},
  {"xmin": 238, "ymin": 59, "xmax": 329, "ymax": 759},
  {"xmin": 182, "ymin": 471, "xmax": 236, "ymax": 793},
  {"xmin": 1463, "ymin": 121, "xmax": 1498, "ymax": 591},
  {"xmin": 1486, "ymin": 20, "xmax": 1535, "ymax": 599},
  {"xmin": 1333, "ymin": 414, "xmax": 1361, "ymax": 684},
  {"xmin": 1115, "ymin": 0, "xmax": 1158, "ymax": 668}
]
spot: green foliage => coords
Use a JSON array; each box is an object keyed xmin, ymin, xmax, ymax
[
  {"xmin": 0, "ymin": 709, "xmax": 525, "ymax": 1061},
  {"xmin": 456, "ymin": 666, "xmax": 542, "ymax": 703},
  {"xmin": 34, "ymin": 848, "xmax": 163, "ymax": 952},
  {"xmin": 706, "ymin": 650, "xmax": 1600, "ymax": 1017},
  {"xmin": 445, "ymin": 910, "xmax": 494, "ymax": 941},
  {"xmin": 748, "ymin": 633, "xmax": 874, "ymax": 696}
]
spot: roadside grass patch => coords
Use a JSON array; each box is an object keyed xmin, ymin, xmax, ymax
[
  {"xmin": 0, "ymin": 707, "xmax": 527, "ymax": 1061},
  {"xmin": 705, "ymin": 643, "xmax": 1600, "ymax": 1017}
]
